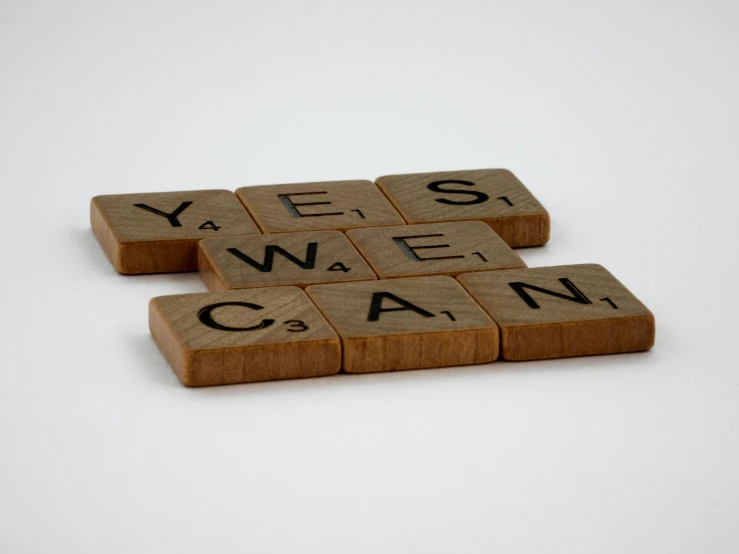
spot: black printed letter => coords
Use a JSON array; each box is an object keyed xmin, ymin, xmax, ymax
[
  {"xmin": 278, "ymin": 192, "xmax": 344, "ymax": 218},
  {"xmin": 227, "ymin": 242, "xmax": 318, "ymax": 273},
  {"xmin": 367, "ymin": 292, "xmax": 435, "ymax": 322},
  {"xmin": 508, "ymin": 278, "xmax": 592, "ymax": 309},
  {"xmin": 134, "ymin": 201, "xmax": 193, "ymax": 227},
  {"xmin": 198, "ymin": 302, "xmax": 275, "ymax": 331},
  {"xmin": 392, "ymin": 234, "xmax": 465, "ymax": 261},
  {"xmin": 427, "ymin": 180, "xmax": 490, "ymax": 205}
]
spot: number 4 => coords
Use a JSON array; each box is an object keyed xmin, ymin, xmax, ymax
[{"xmin": 199, "ymin": 221, "xmax": 221, "ymax": 231}]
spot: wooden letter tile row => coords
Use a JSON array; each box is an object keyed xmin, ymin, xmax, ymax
[
  {"xmin": 91, "ymin": 169, "xmax": 548, "ymax": 275},
  {"xmin": 150, "ymin": 265, "xmax": 655, "ymax": 387},
  {"xmin": 197, "ymin": 221, "xmax": 526, "ymax": 291}
]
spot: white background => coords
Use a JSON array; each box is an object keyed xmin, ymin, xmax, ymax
[{"xmin": 1, "ymin": 1, "xmax": 738, "ymax": 552}]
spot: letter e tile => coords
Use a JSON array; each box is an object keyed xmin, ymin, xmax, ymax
[
  {"xmin": 346, "ymin": 221, "xmax": 525, "ymax": 279},
  {"xmin": 236, "ymin": 180, "xmax": 405, "ymax": 233}
]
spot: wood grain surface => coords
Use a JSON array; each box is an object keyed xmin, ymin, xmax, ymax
[
  {"xmin": 457, "ymin": 264, "xmax": 655, "ymax": 360},
  {"xmin": 149, "ymin": 287, "xmax": 341, "ymax": 386},
  {"xmin": 198, "ymin": 230, "xmax": 377, "ymax": 291},
  {"xmin": 346, "ymin": 221, "xmax": 526, "ymax": 279},
  {"xmin": 236, "ymin": 180, "xmax": 405, "ymax": 233},
  {"xmin": 91, "ymin": 190, "xmax": 261, "ymax": 274},
  {"xmin": 375, "ymin": 169, "xmax": 550, "ymax": 247},
  {"xmin": 305, "ymin": 276, "xmax": 499, "ymax": 373}
]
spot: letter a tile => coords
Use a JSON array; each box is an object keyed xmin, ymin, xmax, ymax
[
  {"xmin": 149, "ymin": 287, "xmax": 341, "ymax": 386},
  {"xmin": 236, "ymin": 180, "xmax": 405, "ymax": 233},
  {"xmin": 376, "ymin": 169, "xmax": 550, "ymax": 247},
  {"xmin": 457, "ymin": 264, "xmax": 655, "ymax": 361},
  {"xmin": 91, "ymin": 190, "xmax": 261, "ymax": 274},
  {"xmin": 346, "ymin": 221, "xmax": 526, "ymax": 279},
  {"xmin": 198, "ymin": 230, "xmax": 377, "ymax": 291},
  {"xmin": 305, "ymin": 277, "xmax": 499, "ymax": 373}
]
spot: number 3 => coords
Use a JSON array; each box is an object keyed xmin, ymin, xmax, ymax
[{"xmin": 284, "ymin": 320, "xmax": 309, "ymax": 332}]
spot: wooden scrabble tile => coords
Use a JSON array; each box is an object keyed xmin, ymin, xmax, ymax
[
  {"xmin": 236, "ymin": 180, "xmax": 405, "ymax": 233},
  {"xmin": 375, "ymin": 169, "xmax": 550, "ymax": 247},
  {"xmin": 305, "ymin": 276, "xmax": 499, "ymax": 373},
  {"xmin": 91, "ymin": 190, "xmax": 261, "ymax": 274},
  {"xmin": 198, "ymin": 230, "xmax": 377, "ymax": 291},
  {"xmin": 457, "ymin": 264, "xmax": 655, "ymax": 361},
  {"xmin": 346, "ymin": 221, "xmax": 526, "ymax": 279},
  {"xmin": 149, "ymin": 287, "xmax": 341, "ymax": 386}
]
